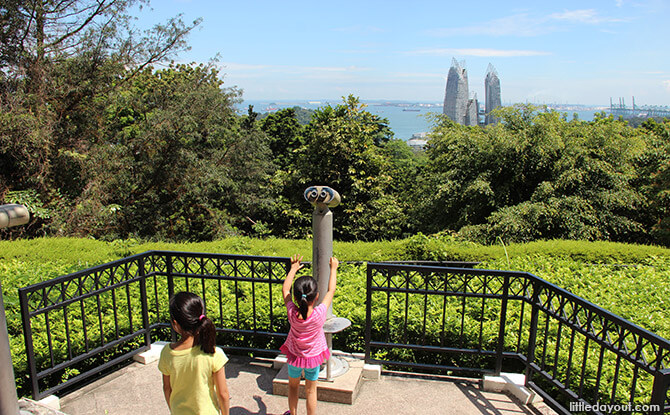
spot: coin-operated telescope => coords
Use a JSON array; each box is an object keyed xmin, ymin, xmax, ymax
[
  {"xmin": 303, "ymin": 186, "xmax": 341, "ymax": 318},
  {"xmin": 304, "ymin": 186, "xmax": 341, "ymax": 211},
  {"xmin": 303, "ymin": 186, "xmax": 351, "ymax": 381},
  {"xmin": 0, "ymin": 204, "xmax": 30, "ymax": 415}
]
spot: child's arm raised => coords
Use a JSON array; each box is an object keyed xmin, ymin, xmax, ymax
[
  {"xmin": 282, "ymin": 254, "xmax": 304, "ymax": 305},
  {"xmin": 320, "ymin": 257, "xmax": 338, "ymax": 309}
]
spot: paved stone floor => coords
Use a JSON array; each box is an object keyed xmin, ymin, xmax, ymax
[{"xmin": 59, "ymin": 355, "xmax": 557, "ymax": 415}]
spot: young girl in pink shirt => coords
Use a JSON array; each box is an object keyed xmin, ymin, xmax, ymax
[{"xmin": 280, "ymin": 254, "xmax": 338, "ymax": 415}]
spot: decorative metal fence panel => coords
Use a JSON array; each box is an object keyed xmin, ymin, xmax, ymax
[
  {"xmin": 19, "ymin": 251, "xmax": 291, "ymax": 400},
  {"xmin": 365, "ymin": 263, "xmax": 670, "ymax": 415},
  {"xmin": 18, "ymin": 253, "xmax": 151, "ymax": 400},
  {"xmin": 19, "ymin": 254, "xmax": 670, "ymax": 413},
  {"xmin": 150, "ymin": 251, "xmax": 292, "ymax": 354},
  {"xmin": 364, "ymin": 263, "xmax": 527, "ymax": 376},
  {"xmin": 525, "ymin": 277, "xmax": 670, "ymax": 415}
]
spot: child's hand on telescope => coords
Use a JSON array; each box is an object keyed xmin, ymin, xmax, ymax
[
  {"xmin": 290, "ymin": 254, "xmax": 304, "ymax": 272},
  {"xmin": 329, "ymin": 257, "xmax": 339, "ymax": 269}
]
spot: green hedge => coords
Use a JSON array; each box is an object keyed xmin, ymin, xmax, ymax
[{"xmin": 2, "ymin": 236, "xmax": 670, "ymax": 399}]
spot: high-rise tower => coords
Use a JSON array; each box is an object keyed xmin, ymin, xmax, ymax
[
  {"xmin": 466, "ymin": 94, "xmax": 479, "ymax": 126},
  {"xmin": 443, "ymin": 59, "xmax": 469, "ymax": 125},
  {"xmin": 485, "ymin": 63, "xmax": 501, "ymax": 125}
]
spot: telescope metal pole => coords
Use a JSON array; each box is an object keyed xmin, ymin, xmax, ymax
[
  {"xmin": 0, "ymin": 204, "xmax": 30, "ymax": 415},
  {"xmin": 312, "ymin": 205, "xmax": 334, "ymax": 319}
]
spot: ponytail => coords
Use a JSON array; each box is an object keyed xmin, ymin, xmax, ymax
[
  {"xmin": 293, "ymin": 276, "xmax": 318, "ymax": 320},
  {"xmin": 298, "ymin": 295, "xmax": 310, "ymax": 321},
  {"xmin": 196, "ymin": 316, "xmax": 216, "ymax": 354},
  {"xmin": 169, "ymin": 291, "xmax": 217, "ymax": 354}
]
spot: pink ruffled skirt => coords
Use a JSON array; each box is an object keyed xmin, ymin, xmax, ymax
[{"xmin": 280, "ymin": 345, "xmax": 330, "ymax": 369}]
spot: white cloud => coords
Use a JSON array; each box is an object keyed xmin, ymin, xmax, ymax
[
  {"xmin": 407, "ymin": 48, "xmax": 551, "ymax": 57},
  {"xmin": 427, "ymin": 9, "xmax": 624, "ymax": 38},
  {"xmin": 663, "ymin": 80, "xmax": 670, "ymax": 92},
  {"xmin": 549, "ymin": 9, "xmax": 624, "ymax": 24}
]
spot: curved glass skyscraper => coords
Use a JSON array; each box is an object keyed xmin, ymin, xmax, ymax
[
  {"xmin": 443, "ymin": 60, "xmax": 501, "ymax": 127},
  {"xmin": 485, "ymin": 64, "xmax": 501, "ymax": 125},
  {"xmin": 443, "ymin": 58, "xmax": 470, "ymax": 125}
]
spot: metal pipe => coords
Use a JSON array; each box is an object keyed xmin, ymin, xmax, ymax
[
  {"xmin": 0, "ymin": 204, "xmax": 29, "ymax": 228},
  {"xmin": 0, "ymin": 204, "xmax": 29, "ymax": 415},
  {"xmin": 312, "ymin": 206, "xmax": 333, "ymax": 318},
  {"xmin": 0, "ymin": 281, "xmax": 20, "ymax": 415}
]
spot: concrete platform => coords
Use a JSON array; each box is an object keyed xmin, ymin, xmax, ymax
[
  {"xmin": 58, "ymin": 355, "xmax": 558, "ymax": 415},
  {"xmin": 272, "ymin": 358, "xmax": 363, "ymax": 404}
]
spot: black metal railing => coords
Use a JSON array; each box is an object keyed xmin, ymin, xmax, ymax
[
  {"xmin": 19, "ymin": 254, "xmax": 670, "ymax": 414},
  {"xmin": 18, "ymin": 251, "xmax": 290, "ymax": 400},
  {"xmin": 365, "ymin": 263, "xmax": 670, "ymax": 414}
]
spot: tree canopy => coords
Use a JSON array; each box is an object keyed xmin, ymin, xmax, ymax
[
  {"xmin": 414, "ymin": 105, "xmax": 668, "ymax": 244},
  {"xmin": 1, "ymin": 3, "xmax": 669, "ymax": 245}
]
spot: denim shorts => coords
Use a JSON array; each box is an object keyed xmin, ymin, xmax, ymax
[{"xmin": 287, "ymin": 363, "xmax": 320, "ymax": 381}]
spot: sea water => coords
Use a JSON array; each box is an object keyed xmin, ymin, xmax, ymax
[{"xmin": 239, "ymin": 100, "xmax": 599, "ymax": 141}]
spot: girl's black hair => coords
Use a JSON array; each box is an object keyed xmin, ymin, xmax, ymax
[
  {"xmin": 293, "ymin": 276, "xmax": 318, "ymax": 320},
  {"xmin": 169, "ymin": 291, "xmax": 216, "ymax": 354}
]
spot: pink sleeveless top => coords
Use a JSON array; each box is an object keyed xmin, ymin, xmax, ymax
[{"xmin": 280, "ymin": 302, "xmax": 330, "ymax": 368}]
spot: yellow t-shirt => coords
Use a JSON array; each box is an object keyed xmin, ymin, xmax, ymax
[{"xmin": 158, "ymin": 344, "xmax": 228, "ymax": 415}]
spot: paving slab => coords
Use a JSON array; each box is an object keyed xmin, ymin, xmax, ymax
[{"xmin": 59, "ymin": 355, "xmax": 556, "ymax": 415}]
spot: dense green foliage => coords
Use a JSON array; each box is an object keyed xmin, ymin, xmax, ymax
[
  {"xmin": 413, "ymin": 106, "xmax": 670, "ymax": 245},
  {"xmin": 258, "ymin": 106, "xmax": 315, "ymax": 126},
  {"xmin": 2, "ymin": 2, "xmax": 670, "ymax": 245}
]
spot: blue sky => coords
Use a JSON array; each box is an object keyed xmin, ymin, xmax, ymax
[{"xmin": 134, "ymin": 0, "xmax": 670, "ymax": 106}]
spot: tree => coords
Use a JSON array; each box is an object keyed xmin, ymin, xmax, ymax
[
  {"xmin": 416, "ymin": 105, "xmax": 654, "ymax": 243},
  {"xmin": 293, "ymin": 95, "xmax": 404, "ymax": 241},
  {"xmin": 63, "ymin": 63, "xmax": 273, "ymax": 240},
  {"xmin": 259, "ymin": 107, "xmax": 305, "ymax": 168},
  {"xmin": 0, "ymin": 0, "xmax": 199, "ymax": 236},
  {"xmin": 639, "ymin": 119, "xmax": 670, "ymax": 245}
]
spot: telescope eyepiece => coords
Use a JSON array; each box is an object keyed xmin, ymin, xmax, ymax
[{"xmin": 304, "ymin": 186, "xmax": 340, "ymax": 208}]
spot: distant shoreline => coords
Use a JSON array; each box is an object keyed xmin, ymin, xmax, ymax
[
  {"xmin": 237, "ymin": 100, "xmax": 609, "ymax": 140},
  {"xmin": 238, "ymin": 99, "xmax": 611, "ymax": 111}
]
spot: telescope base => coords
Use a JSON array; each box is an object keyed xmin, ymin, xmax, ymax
[
  {"xmin": 272, "ymin": 355, "xmax": 363, "ymax": 405},
  {"xmin": 319, "ymin": 355, "xmax": 349, "ymax": 381}
]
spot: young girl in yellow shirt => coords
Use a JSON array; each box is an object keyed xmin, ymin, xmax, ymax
[{"xmin": 159, "ymin": 292, "xmax": 230, "ymax": 415}]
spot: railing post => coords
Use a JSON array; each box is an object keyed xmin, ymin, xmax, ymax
[
  {"xmin": 525, "ymin": 279, "xmax": 541, "ymax": 383},
  {"xmin": 19, "ymin": 288, "xmax": 39, "ymax": 400},
  {"xmin": 166, "ymin": 254, "xmax": 176, "ymax": 342},
  {"xmin": 138, "ymin": 255, "xmax": 151, "ymax": 347},
  {"xmin": 364, "ymin": 263, "xmax": 373, "ymax": 362},
  {"xmin": 495, "ymin": 274, "xmax": 510, "ymax": 375},
  {"xmin": 650, "ymin": 368, "xmax": 670, "ymax": 415}
]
